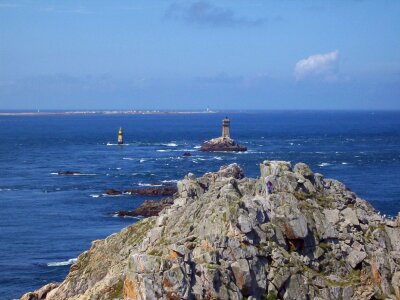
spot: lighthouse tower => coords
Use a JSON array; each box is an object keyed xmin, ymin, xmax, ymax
[
  {"xmin": 222, "ymin": 117, "xmax": 230, "ymax": 139},
  {"xmin": 117, "ymin": 127, "xmax": 123, "ymax": 145}
]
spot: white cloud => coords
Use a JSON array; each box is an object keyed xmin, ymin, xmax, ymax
[{"xmin": 295, "ymin": 50, "xmax": 339, "ymax": 80}]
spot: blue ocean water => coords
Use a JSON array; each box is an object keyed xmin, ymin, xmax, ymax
[{"xmin": 0, "ymin": 111, "xmax": 399, "ymax": 299}]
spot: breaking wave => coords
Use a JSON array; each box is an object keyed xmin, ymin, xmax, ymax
[
  {"xmin": 318, "ymin": 163, "xmax": 331, "ymax": 167},
  {"xmin": 47, "ymin": 258, "xmax": 77, "ymax": 267}
]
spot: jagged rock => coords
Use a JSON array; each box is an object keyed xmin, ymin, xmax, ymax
[
  {"xmin": 22, "ymin": 161, "xmax": 400, "ymax": 300},
  {"xmin": 324, "ymin": 209, "xmax": 340, "ymax": 225},
  {"xmin": 115, "ymin": 198, "xmax": 174, "ymax": 217},
  {"xmin": 20, "ymin": 283, "xmax": 59, "ymax": 300},
  {"xmin": 200, "ymin": 137, "xmax": 247, "ymax": 152},
  {"xmin": 341, "ymin": 207, "xmax": 360, "ymax": 226},
  {"xmin": 385, "ymin": 226, "xmax": 400, "ymax": 251},
  {"xmin": 124, "ymin": 186, "xmax": 177, "ymax": 196},
  {"xmin": 260, "ymin": 160, "xmax": 292, "ymax": 177},
  {"xmin": 392, "ymin": 272, "xmax": 400, "ymax": 300},
  {"xmin": 105, "ymin": 188, "xmax": 122, "ymax": 195},
  {"xmin": 293, "ymin": 162, "xmax": 314, "ymax": 178},
  {"xmin": 347, "ymin": 249, "xmax": 367, "ymax": 268}
]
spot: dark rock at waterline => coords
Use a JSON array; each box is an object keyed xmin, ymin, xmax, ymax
[
  {"xmin": 57, "ymin": 171, "xmax": 82, "ymax": 175},
  {"xmin": 105, "ymin": 188, "xmax": 122, "ymax": 195},
  {"xmin": 182, "ymin": 152, "xmax": 192, "ymax": 157},
  {"xmin": 200, "ymin": 137, "xmax": 247, "ymax": 152},
  {"xmin": 116, "ymin": 198, "xmax": 174, "ymax": 218},
  {"xmin": 124, "ymin": 186, "xmax": 177, "ymax": 196}
]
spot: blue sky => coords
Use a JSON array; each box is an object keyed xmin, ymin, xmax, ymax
[{"xmin": 0, "ymin": 0, "xmax": 399, "ymax": 110}]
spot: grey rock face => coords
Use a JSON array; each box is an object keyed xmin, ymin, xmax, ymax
[{"xmin": 21, "ymin": 161, "xmax": 400, "ymax": 300}]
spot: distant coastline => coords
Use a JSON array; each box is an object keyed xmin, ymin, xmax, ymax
[{"xmin": 0, "ymin": 110, "xmax": 217, "ymax": 116}]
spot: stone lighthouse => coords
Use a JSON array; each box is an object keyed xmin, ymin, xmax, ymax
[
  {"xmin": 200, "ymin": 117, "xmax": 247, "ymax": 152},
  {"xmin": 117, "ymin": 127, "xmax": 123, "ymax": 145},
  {"xmin": 222, "ymin": 117, "xmax": 230, "ymax": 139}
]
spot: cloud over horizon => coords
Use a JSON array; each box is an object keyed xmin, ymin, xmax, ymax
[
  {"xmin": 165, "ymin": 1, "xmax": 264, "ymax": 27},
  {"xmin": 295, "ymin": 50, "xmax": 340, "ymax": 81}
]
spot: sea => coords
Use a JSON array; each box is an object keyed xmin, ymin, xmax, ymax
[{"xmin": 0, "ymin": 111, "xmax": 399, "ymax": 299}]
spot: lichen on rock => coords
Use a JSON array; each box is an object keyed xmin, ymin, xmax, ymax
[{"xmin": 21, "ymin": 161, "xmax": 400, "ymax": 300}]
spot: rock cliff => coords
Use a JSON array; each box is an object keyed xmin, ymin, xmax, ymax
[{"xmin": 22, "ymin": 161, "xmax": 400, "ymax": 300}]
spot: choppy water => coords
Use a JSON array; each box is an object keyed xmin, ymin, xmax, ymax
[{"xmin": 0, "ymin": 111, "xmax": 399, "ymax": 299}]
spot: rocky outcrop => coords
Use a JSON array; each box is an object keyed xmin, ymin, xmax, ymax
[
  {"xmin": 200, "ymin": 137, "xmax": 247, "ymax": 152},
  {"xmin": 20, "ymin": 283, "xmax": 59, "ymax": 300},
  {"xmin": 105, "ymin": 188, "xmax": 122, "ymax": 195},
  {"xmin": 116, "ymin": 198, "xmax": 174, "ymax": 218},
  {"xmin": 124, "ymin": 186, "xmax": 177, "ymax": 197},
  {"xmin": 22, "ymin": 161, "xmax": 400, "ymax": 300}
]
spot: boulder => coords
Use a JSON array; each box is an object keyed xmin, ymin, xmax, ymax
[
  {"xmin": 347, "ymin": 249, "xmax": 367, "ymax": 268},
  {"xmin": 260, "ymin": 160, "xmax": 292, "ymax": 177},
  {"xmin": 341, "ymin": 207, "xmax": 360, "ymax": 226},
  {"xmin": 293, "ymin": 162, "xmax": 313, "ymax": 178}
]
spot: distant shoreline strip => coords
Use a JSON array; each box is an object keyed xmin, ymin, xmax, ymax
[{"xmin": 0, "ymin": 110, "xmax": 217, "ymax": 116}]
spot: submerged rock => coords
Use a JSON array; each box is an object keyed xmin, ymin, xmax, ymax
[
  {"xmin": 105, "ymin": 188, "xmax": 122, "ymax": 195},
  {"xmin": 22, "ymin": 161, "xmax": 400, "ymax": 300},
  {"xmin": 57, "ymin": 171, "xmax": 81, "ymax": 175}
]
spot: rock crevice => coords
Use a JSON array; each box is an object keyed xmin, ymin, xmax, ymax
[{"xmin": 22, "ymin": 161, "xmax": 400, "ymax": 300}]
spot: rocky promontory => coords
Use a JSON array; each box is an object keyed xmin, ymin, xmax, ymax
[
  {"xmin": 200, "ymin": 137, "xmax": 247, "ymax": 152},
  {"xmin": 22, "ymin": 161, "xmax": 400, "ymax": 300}
]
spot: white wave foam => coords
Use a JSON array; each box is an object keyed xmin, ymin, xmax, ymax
[
  {"xmin": 112, "ymin": 213, "xmax": 144, "ymax": 219},
  {"xmin": 51, "ymin": 172, "xmax": 96, "ymax": 176},
  {"xmin": 138, "ymin": 182, "xmax": 163, "ymax": 187},
  {"xmin": 140, "ymin": 159, "xmax": 146, "ymax": 163},
  {"xmin": 193, "ymin": 145, "xmax": 201, "ymax": 149},
  {"xmin": 101, "ymin": 193, "xmax": 123, "ymax": 197},
  {"xmin": 161, "ymin": 179, "xmax": 178, "ymax": 183},
  {"xmin": 107, "ymin": 143, "xmax": 130, "ymax": 146},
  {"xmin": 214, "ymin": 156, "xmax": 223, "ymax": 160},
  {"xmin": 318, "ymin": 163, "xmax": 331, "ymax": 167},
  {"xmin": 157, "ymin": 149, "xmax": 169, "ymax": 152},
  {"xmin": 47, "ymin": 258, "xmax": 77, "ymax": 267},
  {"xmin": 0, "ymin": 188, "xmax": 12, "ymax": 192},
  {"xmin": 90, "ymin": 194, "xmax": 100, "ymax": 198},
  {"xmin": 123, "ymin": 157, "xmax": 134, "ymax": 160},
  {"xmin": 341, "ymin": 162, "xmax": 349, "ymax": 165},
  {"xmin": 163, "ymin": 143, "xmax": 178, "ymax": 147},
  {"xmin": 73, "ymin": 173, "xmax": 96, "ymax": 176}
]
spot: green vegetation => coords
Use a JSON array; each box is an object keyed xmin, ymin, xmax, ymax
[
  {"xmin": 262, "ymin": 290, "xmax": 278, "ymax": 300},
  {"xmin": 108, "ymin": 279, "xmax": 124, "ymax": 300}
]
